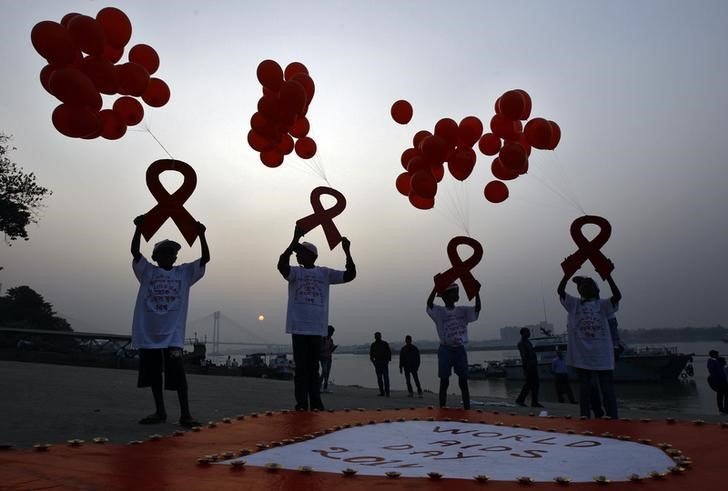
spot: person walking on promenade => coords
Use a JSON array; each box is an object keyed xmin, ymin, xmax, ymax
[
  {"xmin": 707, "ymin": 350, "xmax": 728, "ymax": 414},
  {"xmin": 320, "ymin": 325, "xmax": 337, "ymax": 393},
  {"xmin": 278, "ymin": 225, "xmax": 356, "ymax": 411},
  {"xmin": 516, "ymin": 327, "xmax": 543, "ymax": 407},
  {"xmin": 399, "ymin": 335, "xmax": 423, "ymax": 398},
  {"xmin": 426, "ymin": 282, "xmax": 481, "ymax": 410},
  {"xmin": 557, "ymin": 274, "xmax": 621, "ymax": 419},
  {"xmin": 130, "ymin": 214, "xmax": 209, "ymax": 428},
  {"xmin": 551, "ymin": 348, "xmax": 576, "ymax": 404},
  {"xmin": 370, "ymin": 332, "xmax": 392, "ymax": 396}
]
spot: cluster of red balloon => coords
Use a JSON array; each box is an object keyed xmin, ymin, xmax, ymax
[
  {"xmin": 393, "ymin": 102, "xmax": 485, "ymax": 210},
  {"xmin": 248, "ymin": 60, "xmax": 317, "ymax": 167},
  {"xmin": 479, "ymin": 89, "xmax": 561, "ymax": 203},
  {"xmin": 31, "ymin": 7, "xmax": 171, "ymax": 140}
]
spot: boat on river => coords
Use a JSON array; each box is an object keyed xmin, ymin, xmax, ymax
[{"xmin": 500, "ymin": 334, "xmax": 694, "ymax": 382}]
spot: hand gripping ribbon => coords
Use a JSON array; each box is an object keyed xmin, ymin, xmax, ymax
[
  {"xmin": 433, "ymin": 236, "xmax": 483, "ymax": 300},
  {"xmin": 296, "ymin": 186, "xmax": 347, "ymax": 250},
  {"xmin": 140, "ymin": 159, "xmax": 199, "ymax": 246},
  {"xmin": 560, "ymin": 215, "xmax": 614, "ymax": 280}
]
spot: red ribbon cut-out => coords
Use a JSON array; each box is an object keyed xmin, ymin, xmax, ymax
[
  {"xmin": 560, "ymin": 215, "xmax": 614, "ymax": 280},
  {"xmin": 433, "ymin": 236, "xmax": 483, "ymax": 300},
  {"xmin": 141, "ymin": 159, "xmax": 199, "ymax": 246},
  {"xmin": 296, "ymin": 186, "xmax": 347, "ymax": 250}
]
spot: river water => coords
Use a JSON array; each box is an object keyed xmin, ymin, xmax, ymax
[{"xmin": 324, "ymin": 341, "xmax": 723, "ymax": 416}]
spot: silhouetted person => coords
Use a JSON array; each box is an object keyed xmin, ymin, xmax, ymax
[
  {"xmin": 558, "ymin": 274, "xmax": 621, "ymax": 419},
  {"xmin": 399, "ymin": 335, "xmax": 423, "ymax": 397},
  {"xmin": 516, "ymin": 327, "xmax": 542, "ymax": 407},
  {"xmin": 320, "ymin": 325, "xmax": 337, "ymax": 393},
  {"xmin": 278, "ymin": 225, "xmax": 355, "ymax": 411},
  {"xmin": 551, "ymin": 349, "xmax": 576, "ymax": 404},
  {"xmin": 130, "ymin": 214, "xmax": 209, "ymax": 428},
  {"xmin": 707, "ymin": 350, "xmax": 728, "ymax": 414},
  {"xmin": 427, "ymin": 282, "xmax": 481, "ymax": 410},
  {"xmin": 370, "ymin": 332, "xmax": 392, "ymax": 396}
]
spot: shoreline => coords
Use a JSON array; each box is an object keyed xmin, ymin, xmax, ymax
[{"xmin": 1, "ymin": 360, "xmax": 725, "ymax": 449}]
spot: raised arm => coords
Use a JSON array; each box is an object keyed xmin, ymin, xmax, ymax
[
  {"xmin": 341, "ymin": 237, "xmax": 356, "ymax": 283},
  {"xmin": 426, "ymin": 285, "xmax": 437, "ymax": 309},
  {"xmin": 131, "ymin": 215, "xmax": 145, "ymax": 263},
  {"xmin": 197, "ymin": 222, "xmax": 210, "ymax": 266},
  {"xmin": 277, "ymin": 225, "xmax": 305, "ymax": 279},
  {"xmin": 474, "ymin": 280, "xmax": 482, "ymax": 313},
  {"xmin": 557, "ymin": 270, "xmax": 572, "ymax": 300},
  {"xmin": 605, "ymin": 274, "xmax": 622, "ymax": 306}
]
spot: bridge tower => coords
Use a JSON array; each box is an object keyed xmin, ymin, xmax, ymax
[{"xmin": 212, "ymin": 311, "xmax": 221, "ymax": 355}]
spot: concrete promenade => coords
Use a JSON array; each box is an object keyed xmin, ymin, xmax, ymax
[{"xmin": 1, "ymin": 360, "xmax": 723, "ymax": 448}]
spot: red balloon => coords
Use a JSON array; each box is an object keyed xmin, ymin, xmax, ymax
[
  {"xmin": 284, "ymin": 62, "xmax": 308, "ymax": 81},
  {"xmin": 498, "ymin": 141, "xmax": 528, "ymax": 172},
  {"xmin": 431, "ymin": 162, "xmax": 445, "ymax": 182},
  {"xmin": 279, "ymin": 80, "xmax": 307, "ymax": 117},
  {"xmin": 478, "ymin": 133, "xmax": 501, "ymax": 156},
  {"xmin": 406, "ymin": 155, "xmax": 430, "ymax": 174},
  {"xmin": 515, "ymin": 132, "xmax": 532, "ymax": 156},
  {"xmin": 434, "ymin": 118, "xmax": 459, "ymax": 147},
  {"xmin": 277, "ymin": 134, "xmax": 295, "ymax": 155},
  {"xmin": 39, "ymin": 64, "xmax": 60, "ymax": 93},
  {"xmin": 412, "ymin": 130, "xmax": 432, "ymax": 148},
  {"xmin": 99, "ymin": 109, "xmax": 127, "ymax": 140},
  {"xmin": 514, "ymin": 89, "xmax": 532, "ymax": 120},
  {"xmin": 391, "ymin": 100, "xmax": 413, "ymax": 125},
  {"xmin": 260, "ymin": 149, "xmax": 284, "ymax": 168},
  {"xmin": 490, "ymin": 114, "xmax": 521, "ymax": 140},
  {"xmin": 419, "ymin": 135, "xmax": 448, "ymax": 163},
  {"xmin": 484, "ymin": 180, "xmax": 509, "ymax": 203},
  {"xmin": 52, "ymin": 103, "xmax": 101, "ymax": 138},
  {"xmin": 257, "ymin": 59, "xmax": 284, "ymax": 92},
  {"xmin": 547, "ymin": 121, "xmax": 561, "ymax": 150},
  {"xmin": 79, "ymin": 55, "xmax": 118, "ymax": 94},
  {"xmin": 67, "ymin": 15, "xmax": 105, "ymax": 55},
  {"xmin": 113, "ymin": 96, "xmax": 144, "ymax": 125},
  {"xmin": 142, "ymin": 78, "xmax": 171, "ymax": 107},
  {"xmin": 491, "ymin": 157, "xmax": 519, "ymax": 181},
  {"xmin": 498, "ymin": 90, "xmax": 526, "ymax": 121},
  {"xmin": 524, "ymin": 117, "xmax": 553, "ymax": 149},
  {"xmin": 290, "ymin": 117, "xmax": 310, "ymax": 138},
  {"xmin": 116, "ymin": 62, "xmax": 150, "ymax": 96},
  {"xmin": 458, "ymin": 116, "xmax": 483, "ymax": 147},
  {"xmin": 60, "ymin": 13, "xmax": 81, "ymax": 27},
  {"xmin": 31, "ymin": 21, "xmax": 78, "ymax": 65},
  {"xmin": 247, "ymin": 130, "xmax": 273, "ymax": 152},
  {"xmin": 295, "ymin": 137, "xmax": 317, "ymax": 159},
  {"xmin": 129, "ymin": 44, "xmax": 160, "ymax": 75},
  {"xmin": 410, "ymin": 171, "xmax": 437, "ymax": 199},
  {"xmin": 400, "ymin": 148, "xmax": 420, "ymax": 170},
  {"xmin": 96, "ymin": 7, "xmax": 132, "ymax": 49},
  {"xmin": 257, "ymin": 94, "xmax": 280, "ymax": 121},
  {"xmin": 102, "ymin": 44, "xmax": 124, "ymax": 63},
  {"xmin": 395, "ymin": 172, "xmax": 411, "ymax": 196},
  {"xmin": 48, "ymin": 68, "xmax": 99, "ymax": 106},
  {"xmin": 408, "ymin": 193, "xmax": 434, "ymax": 210},
  {"xmin": 448, "ymin": 148, "xmax": 477, "ymax": 181},
  {"xmin": 290, "ymin": 73, "xmax": 315, "ymax": 102}
]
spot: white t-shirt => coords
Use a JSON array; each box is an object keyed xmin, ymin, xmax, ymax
[
  {"xmin": 131, "ymin": 256, "xmax": 205, "ymax": 349},
  {"xmin": 285, "ymin": 266, "xmax": 345, "ymax": 336},
  {"xmin": 560, "ymin": 293, "xmax": 618, "ymax": 370},
  {"xmin": 426, "ymin": 305, "xmax": 479, "ymax": 346}
]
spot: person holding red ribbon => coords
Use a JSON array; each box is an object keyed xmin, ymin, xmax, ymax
[
  {"xmin": 557, "ymin": 273, "xmax": 622, "ymax": 419},
  {"xmin": 426, "ymin": 282, "xmax": 481, "ymax": 410},
  {"xmin": 278, "ymin": 225, "xmax": 356, "ymax": 411},
  {"xmin": 130, "ymin": 214, "xmax": 210, "ymax": 429}
]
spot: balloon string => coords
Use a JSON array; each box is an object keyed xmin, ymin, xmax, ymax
[{"xmin": 142, "ymin": 123, "xmax": 174, "ymax": 160}]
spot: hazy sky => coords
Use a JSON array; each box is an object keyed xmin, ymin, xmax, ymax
[{"xmin": 1, "ymin": 1, "xmax": 727, "ymax": 347}]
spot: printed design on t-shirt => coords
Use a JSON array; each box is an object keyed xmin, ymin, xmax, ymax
[
  {"xmin": 575, "ymin": 303, "xmax": 605, "ymax": 339},
  {"xmin": 293, "ymin": 271, "xmax": 325, "ymax": 307},
  {"xmin": 439, "ymin": 310, "xmax": 468, "ymax": 344},
  {"xmin": 145, "ymin": 270, "xmax": 182, "ymax": 314}
]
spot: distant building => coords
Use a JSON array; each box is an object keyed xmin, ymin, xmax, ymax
[{"xmin": 500, "ymin": 321, "xmax": 554, "ymax": 345}]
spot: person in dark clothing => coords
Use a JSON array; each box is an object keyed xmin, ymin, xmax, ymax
[
  {"xmin": 516, "ymin": 327, "xmax": 543, "ymax": 408},
  {"xmin": 707, "ymin": 350, "xmax": 728, "ymax": 414},
  {"xmin": 551, "ymin": 349, "xmax": 576, "ymax": 404},
  {"xmin": 399, "ymin": 335, "xmax": 423, "ymax": 398},
  {"xmin": 370, "ymin": 332, "xmax": 392, "ymax": 396}
]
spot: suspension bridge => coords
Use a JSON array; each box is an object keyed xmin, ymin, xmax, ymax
[{"xmin": 188, "ymin": 311, "xmax": 290, "ymax": 356}]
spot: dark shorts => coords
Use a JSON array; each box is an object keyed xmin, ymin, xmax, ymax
[
  {"xmin": 438, "ymin": 345, "xmax": 468, "ymax": 378},
  {"xmin": 137, "ymin": 348, "xmax": 187, "ymax": 391}
]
